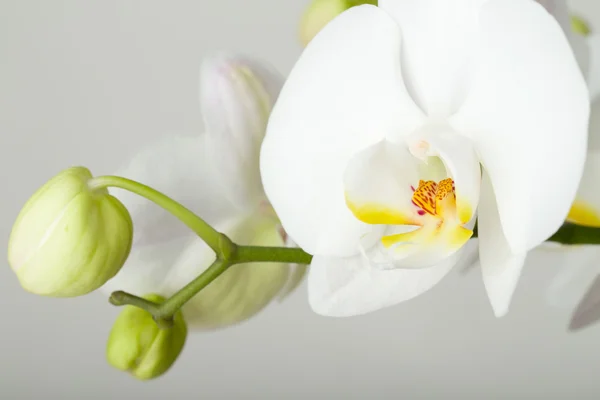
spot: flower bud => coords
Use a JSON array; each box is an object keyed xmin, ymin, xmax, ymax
[
  {"xmin": 106, "ymin": 294, "xmax": 187, "ymax": 380},
  {"xmin": 299, "ymin": 0, "xmax": 377, "ymax": 47},
  {"xmin": 571, "ymin": 15, "xmax": 591, "ymax": 36},
  {"xmin": 8, "ymin": 167, "xmax": 133, "ymax": 297}
]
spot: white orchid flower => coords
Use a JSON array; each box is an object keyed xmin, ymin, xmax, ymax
[
  {"xmin": 544, "ymin": 31, "xmax": 600, "ymax": 314},
  {"xmin": 100, "ymin": 54, "xmax": 305, "ymax": 330},
  {"xmin": 260, "ymin": 0, "xmax": 589, "ymax": 318}
]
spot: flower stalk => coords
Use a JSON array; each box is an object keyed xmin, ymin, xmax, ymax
[{"xmin": 96, "ymin": 175, "xmax": 600, "ymax": 327}]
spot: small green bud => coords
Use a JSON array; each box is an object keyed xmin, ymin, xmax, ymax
[
  {"xmin": 571, "ymin": 15, "xmax": 591, "ymax": 37},
  {"xmin": 8, "ymin": 167, "xmax": 133, "ymax": 297},
  {"xmin": 106, "ymin": 294, "xmax": 187, "ymax": 381},
  {"xmin": 299, "ymin": 0, "xmax": 377, "ymax": 47}
]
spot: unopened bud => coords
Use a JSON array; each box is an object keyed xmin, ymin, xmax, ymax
[
  {"xmin": 300, "ymin": 0, "xmax": 377, "ymax": 47},
  {"xmin": 106, "ymin": 294, "xmax": 187, "ymax": 380},
  {"xmin": 8, "ymin": 167, "xmax": 133, "ymax": 297},
  {"xmin": 571, "ymin": 15, "xmax": 591, "ymax": 36}
]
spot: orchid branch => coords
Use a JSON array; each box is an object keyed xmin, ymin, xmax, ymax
[
  {"xmin": 92, "ymin": 175, "xmax": 600, "ymax": 327},
  {"xmin": 88, "ymin": 176, "xmax": 224, "ymax": 254},
  {"xmin": 109, "ymin": 258, "xmax": 233, "ymax": 328}
]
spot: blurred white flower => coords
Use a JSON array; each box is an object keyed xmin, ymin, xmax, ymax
[
  {"xmin": 100, "ymin": 54, "xmax": 305, "ymax": 330},
  {"xmin": 544, "ymin": 28, "xmax": 600, "ymax": 314}
]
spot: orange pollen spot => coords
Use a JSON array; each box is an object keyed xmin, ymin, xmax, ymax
[
  {"xmin": 411, "ymin": 178, "xmax": 456, "ymax": 218},
  {"xmin": 412, "ymin": 180, "xmax": 437, "ymax": 215}
]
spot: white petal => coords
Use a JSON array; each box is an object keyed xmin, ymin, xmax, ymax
[
  {"xmin": 544, "ymin": 245, "xmax": 600, "ymax": 309},
  {"xmin": 535, "ymin": 1, "xmax": 571, "ymax": 37},
  {"xmin": 450, "ymin": 0, "xmax": 589, "ymax": 253},
  {"xmin": 307, "ymin": 248, "xmax": 461, "ymax": 317},
  {"xmin": 522, "ymin": 1, "xmax": 590, "ymax": 81},
  {"xmin": 569, "ymin": 275, "xmax": 600, "ymax": 331},
  {"xmin": 457, "ymin": 239, "xmax": 481, "ymax": 275},
  {"xmin": 101, "ymin": 235, "xmax": 194, "ymax": 297},
  {"xmin": 112, "ymin": 134, "xmax": 236, "ymax": 247},
  {"xmin": 261, "ymin": 5, "xmax": 424, "ymax": 257},
  {"xmin": 103, "ymin": 214, "xmax": 291, "ymax": 330},
  {"xmin": 589, "ymin": 90, "xmax": 600, "ymax": 153},
  {"xmin": 163, "ymin": 214, "xmax": 290, "ymax": 329},
  {"xmin": 570, "ymin": 34, "xmax": 590, "ymax": 83},
  {"xmin": 379, "ymin": 0, "xmax": 485, "ymax": 117},
  {"xmin": 199, "ymin": 54, "xmax": 284, "ymax": 211},
  {"xmin": 588, "ymin": 35, "xmax": 600, "ymax": 103},
  {"xmin": 477, "ymin": 172, "xmax": 527, "ymax": 318},
  {"xmin": 567, "ymin": 150, "xmax": 600, "ymax": 227},
  {"xmin": 344, "ymin": 140, "xmax": 421, "ymax": 226}
]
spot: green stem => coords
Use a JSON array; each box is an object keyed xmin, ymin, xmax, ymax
[
  {"xmin": 108, "ymin": 259, "xmax": 233, "ymax": 327},
  {"xmin": 156, "ymin": 258, "xmax": 232, "ymax": 319},
  {"xmin": 109, "ymin": 291, "xmax": 161, "ymax": 313},
  {"xmin": 88, "ymin": 175, "xmax": 224, "ymax": 253},
  {"xmin": 99, "ymin": 173, "xmax": 600, "ymax": 327},
  {"xmin": 234, "ymin": 246, "xmax": 313, "ymax": 264},
  {"xmin": 471, "ymin": 222, "xmax": 600, "ymax": 245},
  {"xmin": 549, "ymin": 223, "xmax": 600, "ymax": 245},
  {"xmin": 108, "ymin": 291, "xmax": 173, "ymax": 328}
]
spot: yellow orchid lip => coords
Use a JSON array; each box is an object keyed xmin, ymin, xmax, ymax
[
  {"xmin": 345, "ymin": 197, "xmax": 418, "ymax": 226},
  {"xmin": 381, "ymin": 178, "xmax": 472, "ymax": 252},
  {"xmin": 345, "ymin": 177, "xmax": 473, "ymax": 257}
]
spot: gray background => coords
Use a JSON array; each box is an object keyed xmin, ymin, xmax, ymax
[{"xmin": 1, "ymin": 0, "xmax": 599, "ymax": 398}]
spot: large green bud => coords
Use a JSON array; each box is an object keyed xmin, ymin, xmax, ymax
[
  {"xmin": 106, "ymin": 294, "xmax": 187, "ymax": 380},
  {"xmin": 8, "ymin": 167, "xmax": 133, "ymax": 297}
]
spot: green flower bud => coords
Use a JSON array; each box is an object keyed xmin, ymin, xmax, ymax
[
  {"xmin": 106, "ymin": 294, "xmax": 187, "ymax": 381},
  {"xmin": 571, "ymin": 15, "xmax": 591, "ymax": 37},
  {"xmin": 299, "ymin": 0, "xmax": 377, "ymax": 47},
  {"xmin": 8, "ymin": 167, "xmax": 133, "ymax": 297}
]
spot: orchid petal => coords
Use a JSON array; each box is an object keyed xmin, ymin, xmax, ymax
[
  {"xmin": 101, "ymin": 235, "xmax": 192, "ymax": 298},
  {"xmin": 568, "ymin": 36, "xmax": 600, "ymax": 226},
  {"xmin": 567, "ymin": 151, "xmax": 600, "ymax": 227},
  {"xmin": 379, "ymin": 0, "xmax": 486, "ymax": 117},
  {"xmin": 307, "ymin": 246, "xmax": 464, "ymax": 317},
  {"xmin": 103, "ymin": 214, "xmax": 291, "ymax": 330},
  {"xmin": 477, "ymin": 172, "xmax": 527, "ymax": 317},
  {"xmin": 588, "ymin": 35, "xmax": 600, "ymax": 105},
  {"xmin": 111, "ymin": 134, "xmax": 236, "ymax": 248},
  {"xmin": 343, "ymin": 140, "xmax": 422, "ymax": 227},
  {"xmin": 569, "ymin": 275, "xmax": 600, "ymax": 331},
  {"xmin": 535, "ymin": 1, "xmax": 572, "ymax": 37},
  {"xmin": 163, "ymin": 214, "xmax": 290, "ymax": 329},
  {"xmin": 260, "ymin": 5, "xmax": 424, "ymax": 257},
  {"xmin": 544, "ymin": 246, "xmax": 600, "ymax": 309},
  {"xmin": 450, "ymin": 0, "xmax": 589, "ymax": 254},
  {"xmin": 102, "ymin": 132, "xmax": 293, "ymax": 329},
  {"xmin": 199, "ymin": 54, "xmax": 284, "ymax": 211}
]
